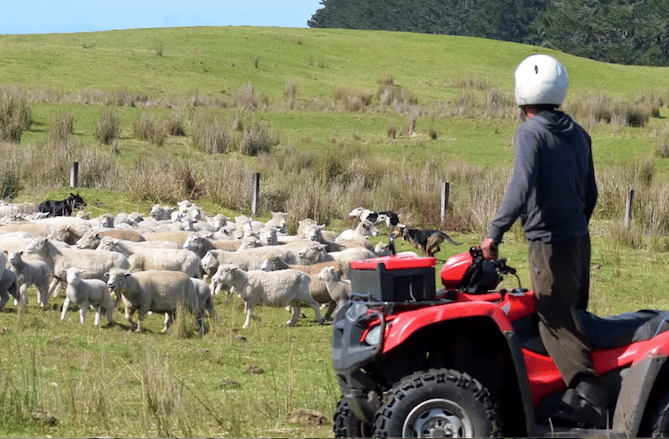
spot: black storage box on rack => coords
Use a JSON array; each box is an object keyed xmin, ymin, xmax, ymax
[{"xmin": 349, "ymin": 255, "xmax": 437, "ymax": 302}]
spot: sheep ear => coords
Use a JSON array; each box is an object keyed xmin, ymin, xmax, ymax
[
  {"xmin": 124, "ymin": 272, "xmax": 131, "ymax": 278},
  {"xmin": 94, "ymin": 232, "xmax": 100, "ymax": 238}
]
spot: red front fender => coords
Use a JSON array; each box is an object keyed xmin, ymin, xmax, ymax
[{"xmin": 382, "ymin": 301, "xmax": 515, "ymax": 353}]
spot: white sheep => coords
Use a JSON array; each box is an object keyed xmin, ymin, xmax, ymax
[
  {"xmin": 25, "ymin": 237, "xmax": 130, "ymax": 296},
  {"xmin": 97, "ymin": 237, "xmax": 201, "ymax": 278},
  {"xmin": 212, "ymin": 264, "xmax": 324, "ymax": 329},
  {"xmin": 62, "ymin": 267, "xmax": 115, "ymax": 326},
  {"xmin": 150, "ymin": 204, "xmax": 174, "ymax": 221},
  {"xmin": 261, "ymin": 254, "xmax": 345, "ymax": 320},
  {"xmin": 265, "ymin": 211, "xmax": 287, "ymax": 234},
  {"xmin": 106, "ymin": 268, "xmax": 199, "ymax": 333},
  {"xmin": 6, "ymin": 250, "xmax": 52, "ymax": 308},
  {"xmin": 190, "ymin": 277, "xmax": 217, "ymax": 325},
  {"xmin": 201, "ymin": 245, "xmax": 309, "ymax": 274},
  {"xmin": 297, "ymin": 242, "xmax": 375, "ymax": 278},
  {"xmin": 335, "ymin": 219, "xmax": 379, "ymax": 242},
  {"xmin": 317, "ymin": 266, "xmax": 353, "ymax": 311},
  {"xmin": 182, "ymin": 234, "xmax": 242, "ymax": 258},
  {"xmin": 0, "ymin": 269, "xmax": 20, "ymax": 312}
]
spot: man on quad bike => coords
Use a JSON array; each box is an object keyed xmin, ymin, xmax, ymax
[{"xmin": 481, "ymin": 54, "xmax": 605, "ymax": 428}]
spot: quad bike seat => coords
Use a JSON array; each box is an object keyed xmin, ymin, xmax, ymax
[{"xmin": 515, "ymin": 309, "xmax": 669, "ymax": 355}]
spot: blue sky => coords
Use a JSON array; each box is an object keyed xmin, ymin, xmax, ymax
[{"xmin": 0, "ymin": 0, "xmax": 324, "ymax": 34}]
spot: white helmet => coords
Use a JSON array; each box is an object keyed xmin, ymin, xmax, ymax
[{"xmin": 514, "ymin": 54, "xmax": 568, "ymax": 107}]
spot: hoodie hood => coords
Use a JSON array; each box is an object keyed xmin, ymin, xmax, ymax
[{"xmin": 536, "ymin": 109, "xmax": 575, "ymax": 138}]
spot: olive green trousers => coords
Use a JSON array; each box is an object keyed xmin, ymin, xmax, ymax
[{"xmin": 528, "ymin": 235, "xmax": 598, "ymax": 387}]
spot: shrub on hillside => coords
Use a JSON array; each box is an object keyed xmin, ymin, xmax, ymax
[
  {"xmin": 240, "ymin": 118, "xmax": 279, "ymax": 156},
  {"xmin": 0, "ymin": 86, "xmax": 32, "ymax": 144},
  {"xmin": 377, "ymin": 84, "xmax": 417, "ymax": 111},
  {"xmin": 231, "ymin": 84, "xmax": 267, "ymax": 110},
  {"xmin": 164, "ymin": 111, "xmax": 187, "ymax": 136},
  {"xmin": 284, "ymin": 81, "xmax": 298, "ymax": 110},
  {"xmin": 95, "ymin": 107, "xmax": 121, "ymax": 145},
  {"xmin": 334, "ymin": 88, "xmax": 373, "ymax": 112},
  {"xmin": 49, "ymin": 112, "xmax": 75, "ymax": 144},
  {"xmin": 191, "ymin": 111, "xmax": 230, "ymax": 154},
  {"xmin": 133, "ymin": 112, "xmax": 157, "ymax": 141}
]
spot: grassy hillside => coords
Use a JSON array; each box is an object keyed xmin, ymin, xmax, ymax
[
  {"xmin": 1, "ymin": 27, "xmax": 668, "ymax": 175},
  {"xmin": 1, "ymin": 27, "xmax": 666, "ymax": 101},
  {"xmin": 1, "ymin": 27, "xmax": 669, "ymax": 438}
]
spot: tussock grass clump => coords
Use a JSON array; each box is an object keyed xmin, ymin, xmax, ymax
[
  {"xmin": 0, "ymin": 86, "xmax": 32, "ymax": 143},
  {"xmin": 565, "ymin": 91, "xmax": 652, "ymax": 128},
  {"xmin": 164, "ymin": 110, "xmax": 187, "ymax": 136},
  {"xmin": 654, "ymin": 123, "xmax": 669, "ymax": 158},
  {"xmin": 334, "ymin": 88, "xmax": 373, "ymax": 112},
  {"xmin": 377, "ymin": 84, "xmax": 417, "ymax": 112},
  {"xmin": 483, "ymin": 88, "xmax": 516, "ymax": 119},
  {"xmin": 284, "ymin": 80, "xmax": 298, "ymax": 110},
  {"xmin": 129, "ymin": 159, "xmax": 202, "ymax": 203},
  {"xmin": 191, "ymin": 111, "xmax": 231, "ymax": 154},
  {"xmin": 200, "ymin": 157, "xmax": 253, "ymax": 211},
  {"xmin": 240, "ymin": 117, "xmax": 280, "ymax": 156},
  {"xmin": 387, "ymin": 125, "xmax": 397, "ymax": 139},
  {"xmin": 133, "ymin": 112, "xmax": 157, "ymax": 141},
  {"xmin": 106, "ymin": 88, "xmax": 149, "ymax": 107},
  {"xmin": 49, "ymin": 112, "xmax": 75, "ymax": 143},
  {"xmin": 95, "ymin": 107, "xmax": 121, "ymax": 145},
  {"xmin": 231, "ymin": 84, "xmax": 267, "ymax": 110},
  {"xmin": 450, "ymin": 76, "xmax": 489, "ymax": 91}
]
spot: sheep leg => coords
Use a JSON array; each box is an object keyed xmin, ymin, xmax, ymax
[
  {"xmin": 60, "ymin": 297, "xmax": 71, "ymax": 321},
  {"xmin": 125, "ymin": 307, "xmax": 138, "ymax": 332},
  {"xmin": 242, "ymin": 304, "xmax": 253, "ymax": 329},
  {"xmin": 307, "ymin": 296, "xmax": 324, "ymax": 324},
  {"xmin": 287, "ymin": 302, "xmax": 301, "ymax": 326},
  {"xmin": 162, "ymin": 312, "xmax": 173, "ymax": 333},
  {"xmin": 93, "ymin": 305, "xmax": 101, "ymax": 326},
  {"xmin": 104, "ymin": 306, "xmax": 114, "ymax": 325},
  {"xmin": 0, "ymin": 289, "xmax": 8, "ymax": 311},
  {"xmin": 38, "ymin": 278, "xmax": 51, "ymax": 308},
  {"xmin": 78, "ymin": 300, "xmax": 89, "ymax": 324},
  {"xmin": 16, "ymin": 283, "xmax": 29, "ymax": 306},
  {"xmin": 48, "ymin": 277, "xmax": 58, "ymax": 297},
  {"xmin": 323, "ymin": 302, "xmax": 337, "ymax": 321}
]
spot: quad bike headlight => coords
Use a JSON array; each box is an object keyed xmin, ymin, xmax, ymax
[{"xmin": 364, "ymin": 325, "xmax": 382, "ymax": 346}]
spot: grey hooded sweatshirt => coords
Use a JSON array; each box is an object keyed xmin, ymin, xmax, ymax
[{"xmin": 487, "ymin": 110, "xmax": 597, "ymax": 244}]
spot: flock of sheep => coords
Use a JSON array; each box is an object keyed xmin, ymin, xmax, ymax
[{"xmin": 0, "ymin": 199, "xmax": 400, "ymax": 333}]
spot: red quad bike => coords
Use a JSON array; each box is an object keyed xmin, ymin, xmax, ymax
[{"xmin": 332, "ymin": 240, "xmax": 669, "ymax": 437}]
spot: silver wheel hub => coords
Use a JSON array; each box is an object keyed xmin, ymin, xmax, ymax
[{"xmin": 403, "ymin": 399, "xmax": 473, "ymax": 438}]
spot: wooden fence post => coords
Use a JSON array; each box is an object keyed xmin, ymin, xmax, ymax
[
  {"xmin": 251, "ymin": 173, "xmax": 260, "ymax": 216},
  {"xmin": 624, "ymin": 188, "xmax": 634, "ymax": 229},
  {"xmin": 70, "ymin": 162, "xmax": 79, "ymax": 188},
  {"xmin": 441, "ymin": 182, "xmax": 450, "ymax": 224}
]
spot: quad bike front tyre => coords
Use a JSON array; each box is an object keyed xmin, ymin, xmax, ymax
[
  {"xmin": 334, "ymin": 397, "xmax": 372, "ymax": 437},
  {"xmin": 372, "ymin": 368, "xmax": 502, "ymax": 438}
]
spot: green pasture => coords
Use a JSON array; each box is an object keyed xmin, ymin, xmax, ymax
[{"xmin": 0, "ymin": 26, "xmax": 669, "ymax": 437}]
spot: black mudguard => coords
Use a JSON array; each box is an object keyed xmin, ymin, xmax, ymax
[{"xmin": 504, "ymin": 330, "xmax": 538, "ymax": 437}]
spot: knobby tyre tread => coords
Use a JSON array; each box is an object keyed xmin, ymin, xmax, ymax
[
  {"xmin": 372, "ymin": 368, "xmax": 502, "ymax": 438},
  {"xmin": 334, "ymin": 397, "xmax": 372, "ymax": 438}
]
